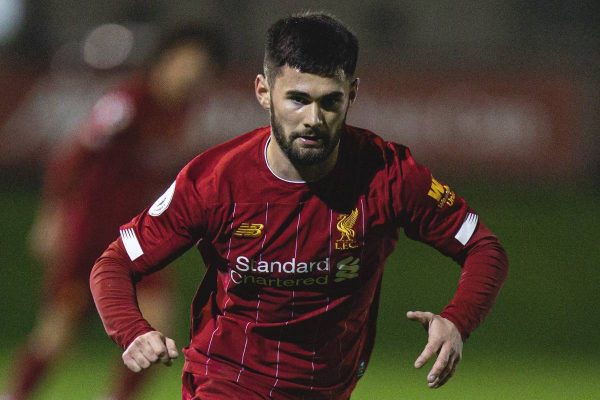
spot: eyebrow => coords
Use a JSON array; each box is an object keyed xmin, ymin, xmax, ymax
[{"xmin": 285, "ymin": 90, "xmax": 344, "ymax": 99}]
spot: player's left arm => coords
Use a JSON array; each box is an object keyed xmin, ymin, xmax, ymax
[{"xmin": 390, "ymin": 145, "xmax": 509, "ymax": 388}]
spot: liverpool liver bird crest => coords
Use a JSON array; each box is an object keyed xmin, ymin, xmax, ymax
[{"xmin": 336, "ymin": 208, "xmax": 359, "ymax": 242}]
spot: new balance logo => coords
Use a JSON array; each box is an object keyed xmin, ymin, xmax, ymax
[
  {"xmin": 233, "ymin": 223, "xmax": 264, "ymax": 238},
  {"xmin": 334, "ymin": 256, "xmax": 360, "ymax": 282}
]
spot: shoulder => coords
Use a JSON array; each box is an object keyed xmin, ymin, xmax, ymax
[
  {"xmin": 178, "ymin": 126, "xmax": 269, "ymax": 192},
  {"xmin": 343, "ymin": 125, "xmax": 430, "ymax": 196},
  {"xmin": 185, "ymin": 126, "xmax": 268, "ymax": 174},
  {"xmin": 344, "ymin": 125, "xmax": 412, "ymax": 169}
]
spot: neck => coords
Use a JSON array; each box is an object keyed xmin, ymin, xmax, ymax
[{"xmin": 266, "ymin": 136, "xmax": 339, "ymax": 183}]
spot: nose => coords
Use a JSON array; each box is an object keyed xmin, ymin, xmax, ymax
[{"xmin": 304, "ymin": 102, "xmax": 324, "ymax": 128}]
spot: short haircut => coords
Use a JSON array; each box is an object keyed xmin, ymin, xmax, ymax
[{"xmin": 264, "ymin": 12, "xmax": 358, "ymax": 83}]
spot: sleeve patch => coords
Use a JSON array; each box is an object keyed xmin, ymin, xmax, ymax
[
  {"xmin": 427, "ymin": 176, "xmax": 456, "ymax": 209},
  {"xmin": 455, "ymin": 213, "xmax": 478, "ymax": 245},
  {"xmin": 149, "ymin": 181, "xmax": 176, "ymax": 216},
  {"xmin": 120, "ymin": 228, "xmax": 144, "ymax": 261}
]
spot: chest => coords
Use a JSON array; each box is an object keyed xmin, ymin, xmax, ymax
[{"xmin": 200, "ymin": 192, "xmax": 393, "ymax": 290}]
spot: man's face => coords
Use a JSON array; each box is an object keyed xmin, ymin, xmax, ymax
[{"xmin": 266, "ymin": 65, "xmax": 356, "ymax": 166}]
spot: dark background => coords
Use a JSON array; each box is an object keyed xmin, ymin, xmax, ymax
[{"xmin": 1, "ymin": 1, "xmax": 598, "ymax": 398}]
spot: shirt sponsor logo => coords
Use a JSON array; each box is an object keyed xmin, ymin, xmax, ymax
[
  {"xmin": 235, "ymin": 256, "xmax": 330, "ymax": 274},
  {"xmin": 334, "ymin": 256, "xmax": 361, "ymax": 282},
  {"xmin": 229, "ymin": 256, "xmax": 361, "ymax": 288},
  {"xmin": 335, "ymin": 208, "xmax": 360, "ymax": 250},
  {"xmin": 149, "ymin": 181, "xmax": 176, "ymax": 216},
  {"xmin": 233, "ymin": 223, "xmax": 264, "ymax": 238},
  {"xmin": 356, "ymin": 360, "xmax": 366, "ymax": 379},
  {"xmin": 427, "ymin": 176, "xmax": 455, "ymax": 208},
  {"xmin": 230, "ymin": 256, "xmax": 330, "ymax": 287}
]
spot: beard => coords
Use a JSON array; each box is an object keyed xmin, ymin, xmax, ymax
[{"xmin": 270, "ymin": 105, "xmax": 344, "ymax": 166}]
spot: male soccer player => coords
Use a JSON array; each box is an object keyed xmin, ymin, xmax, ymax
[
  {"xmin": 3, "ymin": 27, "xmax": 224, "ymax": 400},
  {"xmin": 90, "ymin": 12, "xmax": 508, "ymax": 399}
]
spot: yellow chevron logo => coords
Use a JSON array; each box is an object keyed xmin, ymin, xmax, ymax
[
  {"xmin": 427, "ymin": 176, "xmax": 455, "ymax": 208},
  {"xmin": 233, "ymin": 223, "xmax": 264, "ymax": 238}
]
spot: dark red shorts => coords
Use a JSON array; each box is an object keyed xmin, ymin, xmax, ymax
[
  {"xmin": 181, "ymin": 371, "xmax": 273, "ymax": 400},
  {"xmin": 181, "ymin": 371, "xmax": 352, "ymax": 400}
]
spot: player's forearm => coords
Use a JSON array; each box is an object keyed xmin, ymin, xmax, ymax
[
  {"xmin": 440, "ymin": 224, "xmax": 508, "ymax": 340},
  {"xmin": 90, "ymin": 240, "xmax": 155, "ymax": 349}
]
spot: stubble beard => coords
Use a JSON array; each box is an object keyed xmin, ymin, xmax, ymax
[{"xmin": 270, "ymin": 105, "xmax": 345, "ymax": 167}]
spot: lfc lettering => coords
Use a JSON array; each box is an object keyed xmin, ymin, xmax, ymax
[{"xmin": 335, "ymin": 208, "xmax": 360, "ymax": 250}]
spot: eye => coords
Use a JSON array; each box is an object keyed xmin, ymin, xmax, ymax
[
  {"xmin": 320, "ymin": 96, "xmax": 342, "ymax": 111},
  {"xmin": 289, "ymin": 95, "xmax": 310, "ymax": 105}
]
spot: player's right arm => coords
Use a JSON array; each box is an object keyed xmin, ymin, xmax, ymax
[{"xmin": 90, "ymin": 163, "xmax": 207, "ymax": 372}]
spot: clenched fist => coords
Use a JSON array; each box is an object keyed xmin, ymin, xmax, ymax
[{"xmin": 122, "ymin": 331, "xmax": 179, "ymax": 372}]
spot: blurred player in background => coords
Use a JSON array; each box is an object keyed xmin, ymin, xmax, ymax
[
  {"xmin": 90, "ymin": 12, "xmax": 508, "ymax": 399},
  {"xmin": 2, "ymin": 25, "xmax": 224, "ymax": 400}
]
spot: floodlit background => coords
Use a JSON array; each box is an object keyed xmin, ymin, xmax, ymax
[{"xmin": 1, "ymin": 1, "xmax": 599, "ymax": 399}]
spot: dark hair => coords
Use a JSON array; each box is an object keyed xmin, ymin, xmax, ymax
[
  {"xmin": 264, "ymin": 12, "xmax": 358, "ymax": 82},
  {"xmin": 152, "ymin": 25, "xmax": 227, "ymax": 69}
]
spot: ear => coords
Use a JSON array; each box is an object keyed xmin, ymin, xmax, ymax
[
  {"xmin": 255, "ymin": 74, "xmax": 271, "ymax": 110},
  {"xmin": 349, "ymin": 77, "xmax": 359, "ymax": 104}
]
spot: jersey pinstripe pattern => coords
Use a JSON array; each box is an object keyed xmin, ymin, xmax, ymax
[{"xmin": 110, "ymin": 125, "xmax": 482, "ymax": 399}]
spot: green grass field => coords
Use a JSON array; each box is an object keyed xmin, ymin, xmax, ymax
[
  {"xmin": 0, "ymin": 345, "xmax": 597, "ymax": 399},
  {"xmin": 1, "ymin": 181, "xmax": 599, "ymax": 399}
]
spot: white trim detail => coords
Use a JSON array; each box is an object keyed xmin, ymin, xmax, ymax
[
  {"xmin": 236, "ymin": 203, "xmax": 269, "ymax": 382},
  {"xmin": 455, "ymin": 213, "xmax": 479, "ymax": 245},
  {"xmin": 205, "ymin": 202, "xmax": 237, "ymax": 376},
  {"xmin": 120, "ymin": 228, "xmax": 143, "ymax": 261},
  {"xmin": 149, "ymin": 181, "xmax": 176, "ymax": 216},
  {"xmin": 264, "ymin": 137, "xmax": 306, "ymax": 184}
]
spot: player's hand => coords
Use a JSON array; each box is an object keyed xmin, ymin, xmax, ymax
[
  {"xmin": 122, "ymin": 331, "xmax": 179, "ymax": 372},
  {"xmin": 406, "ymin": 311, "xmax": 463, "ymax": 389}
]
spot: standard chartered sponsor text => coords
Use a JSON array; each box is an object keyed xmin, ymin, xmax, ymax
[{"xmin": 231, "ymin": 256, "xmax": 330, "ymax": 287}]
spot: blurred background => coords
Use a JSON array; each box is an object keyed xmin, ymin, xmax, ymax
[{"xmin": 0, "ymin": 1, "xmax": 598, "ymax": 399}]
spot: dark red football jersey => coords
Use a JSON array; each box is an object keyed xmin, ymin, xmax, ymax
[{"xmin": 91, "ymin": 125, "xmax": 507, "ymax": 399}]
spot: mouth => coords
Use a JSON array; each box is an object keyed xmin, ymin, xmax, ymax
[
  {"xmin": 295, "ymin": 131, "xmax": 325, "ymax": 146},
  {"xmin": 299, "ymin": 135, "xmax": 320, "ymax": 143},
  {"xmin": 298, "ymin": 137, "xmax": 324, "ymax": 148}
]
